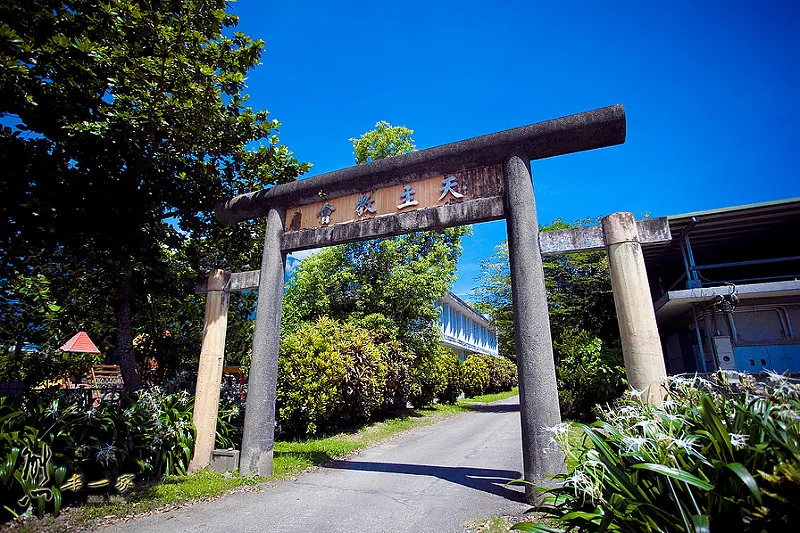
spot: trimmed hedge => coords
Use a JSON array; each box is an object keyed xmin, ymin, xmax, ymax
[
  {"xmin": 410, "ymin": 346, "xmax": 461, "ymax": 408},
  {"xmin": 461, "ymin": 355, "xmax": 490, "ymax": 397},
  {"xmin": 461, "ymin": 354, "xmax": 517, "ymax": 397},
  {"xmin": 277, "ymin": 317, "xmax": 387, "ymax": 437},
  {"xmin": 478, "ymin": 354, "xmax": 517, "ymax": 393}
]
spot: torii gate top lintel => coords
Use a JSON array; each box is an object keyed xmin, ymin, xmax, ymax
[{"xmin": 215, "ymin": 104, "xmax": 626, "ymax": 229}]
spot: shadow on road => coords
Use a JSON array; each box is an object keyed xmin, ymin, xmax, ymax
[
  {"xmin": 324, "ymin": 460, "xmax": 526, "ymax": 502},
  {"xmin": 463, "ymin": 403, "xmax": 520, "ymax": 414}
]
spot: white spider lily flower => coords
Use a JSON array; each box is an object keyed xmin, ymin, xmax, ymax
[
  {"xmin": 729, "ymin": 433, "xmax": 749, "ymax": 449},
  {"xmin": 617, "ymin": 406, "xmax": 640, "ymax": 421},
  {"xmin": 668, "ymin": 435, "xmax": 700, "ymax": 454},
  {"xmin": 626, "ymin": 388, "xmax": 646, "ymax": 400},
  {"xmin": 542, "ymin": 423, "xmax": 570, "ymax": 438},
  {"xmin": 623, "ymin": 436, "xmax": 652, "ymax": 452}
]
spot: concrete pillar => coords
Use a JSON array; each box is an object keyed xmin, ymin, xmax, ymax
[
  {"xmin": 189, "ymin": 269, "xmax": 230, "ymax": 472},
  {"xmin": 601, "ymin": 212, "xmax": 668, "ymax": 404},
  {"xmin": 502, "ymin": 154, "xmax": 564, "ymax": 503},
  {"xmin": 240, "ymin": 206, "xmax": 287, "ymax": 477}
]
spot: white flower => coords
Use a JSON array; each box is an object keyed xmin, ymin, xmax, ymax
[
  {"xmin": 669, "ymin": 435, "xmax": 699, "ymax": 454},
  {"xmin": 626, "ymin": 388, "xmax": 645, "ymax": 400},
  {"xmin": 617, "ymin": 406, "xmax": 640, "ymax": 421},
  {"xmin": 623, "ymin": 436, "xmax": 651, "ymax": 452},
  {"xmin": 542, "ymin": 423, "xmax": 570, "ymax": 438},
  {"xmin": 730, "ymin": 433, "xmax": 749, "ymax": 449}
]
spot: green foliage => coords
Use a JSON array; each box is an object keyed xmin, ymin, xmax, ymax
[
  {"xmin": 0, "ymin": 0, "xmax": 308, "ymax": 388},
  {"xmin": 553, "ymin": 328, "xmax": 626, "ymax": 420},
  {"xmin": 355, "ymin": 314, "xmax": 415, "ymax": 411},
  {"xmin": 461, "ymin": 355, "xmax": 491, "ymax": 398},
  {"xmin": 472, "ymin": 219, "xmax": 620, "ymax": 418},
  {"xmin": 410, "ymin": 346, "xmax": 462, "ymax": 408},
  {"xmin": 436, "ymin": 349, "xmax": 464, "ymax": 405},
  {"xmin": 516, "ymin": 372, "xmax": 800, "ymax": 532},
  {"xmin": 215, "ymin": 396, "xmax": 245, "ymax": 450},
  {"xmin": 349, "ymin": 121, "xmax": 415, "ymax": 164},
  {"xmin": 0, "ymin": 344, "xmax": 102, "ymax": 385},
  {"xmin": 277, "ymin": 317, "xmax": 387, "ymax": 437},
  {"xmin": 283, "ymin": 228, "xmax": 470, "ymax": 361},
  {"xmin": 0, "ymin": 388, "xmax": 194, "ymax": 520},
  {"xmin": 477, "ymin": 354, "xmax": 518, "ymax": 394}
]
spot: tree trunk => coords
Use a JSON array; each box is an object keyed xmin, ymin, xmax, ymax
[{"xmin": 115, "ymin": 273, "xmax": 141, "ymax": 390}]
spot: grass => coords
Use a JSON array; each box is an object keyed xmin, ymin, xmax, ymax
[
  {"xmin": 65, "ymin": 401, "xmax": 486, "ymax": 528},
  {"xmin": 461, "ymin": 386, "xmax": 519, "ymax": 404}
]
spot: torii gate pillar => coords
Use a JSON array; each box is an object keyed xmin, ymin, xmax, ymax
[
  {"xmin": 189, "ymin": 269, "xmax": 230, "ymax": 473},
  {"xmin": 602, "ymin": 212, "xmax": 668, "ymax": 403},
  {"xmin": 503, "ymin": 154, "xmax": 564, "ymax": 496},
  {"xmin": 240, "ymin": 206, "xmax": 287, "ymax": 477}
]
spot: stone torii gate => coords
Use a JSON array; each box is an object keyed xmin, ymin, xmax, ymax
[{"xmin": 190, "ymin": 105, "xmax": 670, "ymax": 500}]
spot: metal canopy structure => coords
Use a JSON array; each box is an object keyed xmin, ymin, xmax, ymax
[{"xmin": 643, "ymin": 197, "xmax": 800, "ymax": 298}]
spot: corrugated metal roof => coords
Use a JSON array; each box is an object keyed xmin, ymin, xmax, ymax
[{"xmin": 643, "ymin": 197, "xmax": 800, "ymax": 266}]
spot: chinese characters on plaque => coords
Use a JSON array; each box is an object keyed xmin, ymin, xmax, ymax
[{"xmin": 286, "ymin": 164, "xmax": 503, "ymax": 232}]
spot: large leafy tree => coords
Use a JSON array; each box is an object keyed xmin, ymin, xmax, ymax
[
  {"xmin": 283, "ymin": 122, "xmax": 470, "ymax": 358},
  {"xmin": 0, "ymin": 0, "xmax": 309, "ymax": 388}
]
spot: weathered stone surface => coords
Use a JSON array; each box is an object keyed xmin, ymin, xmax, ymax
[
  {"xmin": 210, "ymin": 449, "xmax": 240, "ymax": 473},
  {"xmin": 195, "ymin": 269, "xmax": 262, "ymax": 294},
  {"xmin": 601, "ymin": 213, "xmax": 668, "ymax": 404},
  {"xmin": 503, "ymin": 154, "xmax": 564, "ymax": 503},
  {"xmin": 216, "ymin": 105, "xmax": 626, "ymax": 226},
  {"xmin": 281, "ymin": 196, "xmax": 504, "ymax": 252},
  {"xmin": 539, "ymin": 217, "xmax": 670, "ymax": 256},
  {"xmin": 284, "ymin": 164, "xmax": 503, "ymax": 232},
  {"xmin": 240, "ymin": 207, "xmax": 286, "ymax": 477},
  {"xmin": 189, "ymin": 269, "xmax": 230, "ymax": 473}
]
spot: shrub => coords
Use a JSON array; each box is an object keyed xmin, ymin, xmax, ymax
[
  {"xmin": 353, "ymin": 314, "xmax": 415, "ymax": 412},
  {"xmin": 553, "ymin": 327, "xmax": 626, "ymax": 420},
  {"xmin": 515, "ymin": 372, "xmax": 800, "ymax": 532},
  {"xmin": 476, "ymin": 354, "xmax": 517, "ymax": 393},
  {"xmin": 276, "ymin": 317, "xmax": 387, "ymax": 437},
  {"xmin": 461, "ymin": 355, "xmax": 490, "ymax": 397},
  {"xmin": 436, "ymin": 349, "xmax": 462, "ymax": 404},
  {"xmin": 0, "ymin": 387, "xmax": 194, "ymax": 520},
  {"xmin": 410, "ymin": 346, "xmax": 462, "ymax": 408}
]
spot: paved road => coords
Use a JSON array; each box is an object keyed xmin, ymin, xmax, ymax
[{"xmin": 101, "ymin": 397, "xmax": 529, "ymax": 533}]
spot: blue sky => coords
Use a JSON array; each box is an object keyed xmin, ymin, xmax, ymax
[{"xmin": 232, "ymin": 0, "xmax": 800, "ymax": 298}]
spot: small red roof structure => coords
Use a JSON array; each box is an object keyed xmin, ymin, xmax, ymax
[{"xmin": 60, "ymin": 331, "xmax": 101, "ymax": 354}]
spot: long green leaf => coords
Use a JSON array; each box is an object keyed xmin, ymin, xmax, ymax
[
  {"xmin": 631, "ymin": 463, "xmax": 713, "ymax": 491},
  {"xmin": 691, "ymin": 514, "xmax": 710, "ymax": 533},
  {"xmin": 725, "ymin": 462, "xmax": 762, "ymax": 504}
]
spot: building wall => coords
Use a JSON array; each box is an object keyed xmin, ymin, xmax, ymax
[
  {"xmin": 661, "ymin": 296, "xmax": 800, "ymax": 374},
  {"xmin": 436, "ymin": 293, "xmax": 498, "ymax": 360}
]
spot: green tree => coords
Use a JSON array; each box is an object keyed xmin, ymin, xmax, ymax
[
  {"xmin": 349, "ymin": 121, "xmax": 415, "ymax": 164},
  {"xmin": 0, "ymin": 0, "xmax": 309, "ymax": 388},
  {"xmin": 472, "ymin": 218, "xmax": 625, "ymax": 418},
  {"xmin": 283, "ymin": 121, "xmax": 469, "ymax": 372}
]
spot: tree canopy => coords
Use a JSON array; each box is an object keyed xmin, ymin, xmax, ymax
[
  {"xmin": 0, "ymin": 0, "xmax": 309, "ymax": 388},
  {"xmin": 283, "ymin": 122, "xmax": 470, "ymax": 358}
]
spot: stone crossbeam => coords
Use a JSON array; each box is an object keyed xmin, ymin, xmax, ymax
[
  {"xmin": 195, "ymin": 216, "xmax": 670, "ymax": 296},
  {"xmin": 215, "ymin": 105, "xmax": 626, "ymax": 227},
  {"xmin": 539, "ymin": 217, "xmax": 670, "ymax": 256}
]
